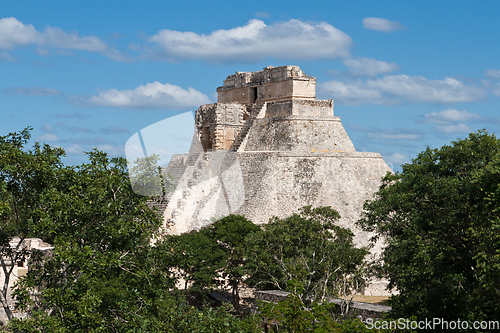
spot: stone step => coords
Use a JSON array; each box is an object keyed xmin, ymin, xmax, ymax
[
  {"xmin": 186, "ymin": 153, "xmax": 201, "ymax": 165},
  {"xmin": 230, "ymin": 118, "xmax": 255, "ymax": 152},
  {"xmin": 150, "ymin": 153, "xmax": 202, "ymax": 215}
]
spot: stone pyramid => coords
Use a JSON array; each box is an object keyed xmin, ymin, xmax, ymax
[{"xmin": 156, "ymin": 66, "xmax": 392, "ymax": 294}]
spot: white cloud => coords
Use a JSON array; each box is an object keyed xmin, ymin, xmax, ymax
[
  {"xmin": 349, "ymin": 124, "xmax": 423, "ymax": 141},
  {"xmin": 362, "ymin": 17, "xmax": 406, "ymax": 32},
  {"xmin": 485, "ymin": 69, "xmax": 500, "ymax": 79},
  {"xmin": 55, "ymin": 112, "xmax": 87, "ymax": 119},
  {"xmin": 2, "ymin": 86, "xmax": 63, "ymax": 96},
  {"xmin": 320, "ymin": 75, "xmax": 486, "ymax": 105},
  {"xmin": 492, "ymin": 84, "xmax": 500, "ymax": 96},
  {"xmin": 418, "ymin": 109, "xmax": 485, "ymax": 134},
  {"xmin": 68, "ymin": 126, "xmax": 94, "ymax": 133},
  {"xmin": 147, "ymin": 19, "xmax": 352, "ymax": 62},
  {"xmin": 482, "ymin": 73, "xmax": 500, "ymax": 95},
  {"xmin": 41, "ymin": 124, "xmax": 54, "ymax": 132},
  {"xmin": 35, "ymin": 48, "xmax": 50, "ymax": 56},
  {"xmin": 0, "ymin": 51, "xmax": 16, "ymax": 62},
  {"xmin": 64, "ymin": 143, "xmax": 125, "ymax": 157},
  {"xmin": 320, "ymin": 80, "xmax": 386, "ymax": 104},
  {"xmin": 35, "ymin": 133, "xmax": 59, "ymax": 143},
  {"xmin": 434, "ymin": 123, "xmax": 473, "ymax": 134},
  {"xmin": 65, "ymin": 144, "xmax": 84, "ymax": 155},
  {"xmin": 478, "ymin": 78, "xmax": 500, "ymax": 96},
  {"xmin": 421, "ymin": 109, "xmax": 485, "ymax": 124},
  {"xmin": 367, "ymin": 133, "xmax": 421, "ymax": 140},
  {"xmin": 343, "ymin": 57, "xmax": 399, "ymax": 77},
  {"xmin": 95, "ymin": 144, "xmax": 125, "ymax": 157},
  {"xmin": 383, "ymin": 152, "xmax": 410, "ymax": 165},
  {"xmin": 99, "ymin": 126, "xmax": 130, "ymax": 134},
  {"xmin": 85, "ymin": 82, "xmax": 211, "ymax": 110},
  {"xmin": 0, "ymin": 17, "xmax": 38, "ymax": 49},
  {"xmin": 0, "ymin": 17, "xmax": 127, "ymax": 61}
]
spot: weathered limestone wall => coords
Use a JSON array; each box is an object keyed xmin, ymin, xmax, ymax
[
  {"xmin": 235, "ymin": 152, "xmax": 391, "ymax": 253},
  {"xmin": 258, "ymin": 78, "xmax": 316, "ymax": 102},
  {"xmin": 162, "ymin": 151, "xmax": 245, "ymax": 234},
  {"xmin": 265, "ymin": 99, "xmax": 333, "ymax": 118},
  {"xmin": 217, "ymin": 79, "xmax": 316, "ymax": 105},
  {"xmin": 195, "ymin": 103, "xmax": 246, "ymax": 150},
  {"xmin": 217, "ymin": 66, "xmax": 316, "ymax": 104},
  {"xmin": 161, "ymin": 150, "xmax": 391, "ymax": 258},
  {"xmin": 220, "ymin": 66, "xmax": 311, "ymax": 89},
  {"xmin": 243, "ymin": 117, "xmax": 356, "ymax": 153},
  {"xmin": 217, "ymin": 87, "xmax": 255, "ymax": 105}
]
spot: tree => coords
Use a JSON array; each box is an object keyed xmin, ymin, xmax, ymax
[
  {"xmin": 201, "ymin": 214, "xmax": 261, "ymax": 311},
  {"xmin": 158, "ymin": 215, "xmax": 259, "ymax": 311},
  {"xmin": 246, "ymin": 206, "xmax": 368, "ymax": 304},
  {"xmin": 12, "ymin": 147, "xmax": 174, "ymax": 331},
  {"xmin": 0, "ymin": 128, "xmax": 261, "ymax": 332},
  {"xmin": 257, "ymin": 281, "xmax": 409, "ymax": 333},
  {"xmin": 161, "ymin": 230, "xmax": 226, "ymax": 292},
  {"xmin": 0, "ymin": 128, "xmax": 66, "ymax": 321},
  {"xmin": 128, "ymin": 154, "xmax": 165, "ymax": 197},
  {"xmin": 358, "ymin": 130, "xmax": 500, "ymax": 324}
]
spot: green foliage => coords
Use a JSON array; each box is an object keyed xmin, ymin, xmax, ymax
[
  {"xmin": 1, "ymin": 128, "xmax": 177, "ymax": 331},
  {"xmin": 155, "ymin": 214, "xmax": 261, "ymax": 312},
  {"xmin": 161, "ymin": 230, "xmax": 226, "ymax": 291},
  {"xmin": 1, "ymin": 128, "xmax": 259, "ymax": 331},
  {"xmin": 2, "ymin": 127, "xmax": 433, "ymax": 332},
  {"xmin": 257, "ymin": 282, "xmax": 409, "ymax": 333},
  {"xmin": 10, "ymin": 292, "xmax": 258, "ymax": 333},
  {"xmin": 0, "ymin": 128, "xmax": 67, "ymax": 320},
  {"xmin": 201, "ymin": 215, "xmax": 261, "ymax": 310},
  {"xmin": 359, "ymin": 130, "xmax": 500, "ymax": 325},
  {"xmin": 259, "ymin": 289, "xmax": 316, "ymax": 332},
  {"xmin": 128, "ymin": 153, "xmax": 174, "ymax": 198},
  {"xmin": 246, "ymin": 206, "xmax": 368, "ymax": 303},
  {"xmin": 155, "ymin": 300, "xmax": 260, "ymax": 333},
  {"xmin": 11, "ymin": 149, "xmax": 172, "ymax": 331},
  {"xmin": 0, "ymin": 128, "xmax": 65, "ymax": 237}
]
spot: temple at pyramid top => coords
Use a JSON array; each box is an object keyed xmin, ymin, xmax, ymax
[
  {"xmin": 216, "ymin": 65, "xmax": 317, "ymax": 104},
  {"xmin": 195, "ymin": 65, "xmax": 338, "ymax": 151}
]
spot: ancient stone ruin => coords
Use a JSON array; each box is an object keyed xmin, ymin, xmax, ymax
[
  {"xmin": 0, "ymin": 238, "xmax": 53, "ymax": 324},
  {"xmin": 155, "ymin": 66, "xmax": 393, "ymax": 294}
]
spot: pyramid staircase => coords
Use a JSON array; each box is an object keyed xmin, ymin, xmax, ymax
[
  {"xmin": 230, "ymin": 103, "xmax": 266, "ymax": 152},
  {"xmin": 163, "ymin": 152, "xmax": 219, "ymax": 232},
  {"xmin": 149, "ymin": 152, "xmax": 201, "ymax": 216}
]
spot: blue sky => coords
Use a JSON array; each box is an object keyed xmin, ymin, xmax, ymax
[{"xmin": 1, "ymin": 0, "xmax": 500, "ymax": 171}]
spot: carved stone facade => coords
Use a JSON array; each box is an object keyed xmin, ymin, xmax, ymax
[
  {"xmin": 156, "ymin": 66, "xmax": 393, "ymax": 295},
  {"xmin": 195, "ymin": 103, "xmax": 246, "ymax": 151},
  {"xmin": 0, "ymin": 238, "xmax": 53, "ymax": 324},
  {"xmin": 217, "ymin": 65, "xmax": 316, "ymax": 104}
]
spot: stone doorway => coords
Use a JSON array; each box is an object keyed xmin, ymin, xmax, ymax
[
  {"xmin": 200, "ymin": 125, "xmax": 212, "ymax": 151},
  {"xmin": 249, "ymin": 86, "xmax": 257, "ymax": 103}
]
